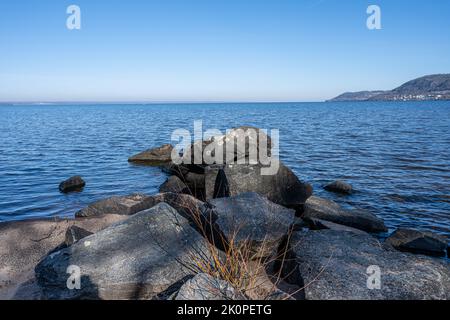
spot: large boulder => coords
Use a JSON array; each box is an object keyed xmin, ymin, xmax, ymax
[
  {"xmin": 0, "ymin": 214, "xmax": 127, "ymax": 300},
  {"xmin": 35, "ymin": 203, "xmax": 215, "ymax": 300},
  {"xmin": 324, "ymin": 180, "xmax": 352, "ymax": 194},
  {"xmin": 75, "ymin": 194, "xmax": 159, "ymax": 218},
  {"xmin": 302, "ymin": 196, "xmax": 387, "ymax": 233},
  {"xmin": 181, "ymin": 126, "xmax": 271, "ymax": 166},
  {"xmin": 175, "ymin": 273, "xmax": 245, "ymax": 300},
  {"xmin": 59, "ymin": 176, "xmax": 85, "ymax": 193},
  {"xmin": 282, "ymin": 229, "xmax": 450, "ymax": 300},
  {"xmin": 386, "ymin": 229, "xmax": 448, "ymax": 257},
  {"xmin": 208, "ymin": 192, "xmax": 295, "ymax": 259},
  {"xmin": 205, "ymin": 163, "xmax": 313, "ymax": 211},
  {"xmin": 128, "ymin": 144, "xmax": 174, "ymax": 165}
]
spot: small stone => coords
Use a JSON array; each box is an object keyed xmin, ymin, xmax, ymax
[
  {"xmin": 324, "ymin": 180, "xmax": 353, "ymax": 194},
  {"xmin": 59, "ymin": 176, "xmax": 85, "ymax": 193}
]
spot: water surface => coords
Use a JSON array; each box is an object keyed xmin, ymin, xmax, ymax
[{"xmin": 0, "ymin": 102, "xmax": 449, "ymax": 237}]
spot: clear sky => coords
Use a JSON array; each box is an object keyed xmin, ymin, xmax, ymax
[{"xmin": 1, "ymin": 0, "xmax": 450, "ymax": 102}]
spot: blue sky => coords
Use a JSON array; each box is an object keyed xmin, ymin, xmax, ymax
[{"xmin": 1, "ymin": 0, "xmax": 449, "ymax": 102}]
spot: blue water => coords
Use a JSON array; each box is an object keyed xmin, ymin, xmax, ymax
[{"xmin": 0, "ymin": 102, "xmax": 449, "ymax": 237}]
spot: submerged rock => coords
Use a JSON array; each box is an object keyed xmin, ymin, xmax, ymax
[
  {"xmin": 205, "ymin": 162, "xmax": 313, "ymax": 211},
  {"xmin": 386, "ymin": 228, "xmax": 448, "ymax": 257},
  {"xmin": 175, "ymin": 273, "xmax": 245, "ymax": 300},
  {"xmin": 324, "ymin": 180, "xmax": 352, "ymax": 194},
  {"xmin": 59, "ymin": 176, "xmax": 85, "ymax": 193},
  {"xmin": 75, "ymin": 193, "xmax": 159, "ymax": 217},
  {"xmin": 283, "ymin": 229, "xmax": 450, "ymax": 300},
  {"xmin": 128, "ymin": 144, "xmax": 174, "ymax": 165},
  {"xmin": 302, "ymin": 196, "xmax": 387, "ymax": 233},
  {"xmin": 65, "ymin": 226, "xmax": 93, "ymax": 246},
  {"xmin": 208, "ymin": 192, "xmax": 295, "ymax": 259},
  {"xmin": 35, "ymin": 203, "xmax": 215, "ymax": 300}
]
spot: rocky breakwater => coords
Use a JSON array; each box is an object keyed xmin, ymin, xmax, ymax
[{"xmin": 1, "ymin": 126, "xmax": 448, "ymax": 300}]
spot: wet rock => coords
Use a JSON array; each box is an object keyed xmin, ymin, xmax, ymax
[
  {"xmin": 303, "ymin": 217, "xmax": 367, "ymax": 234},
  {"xmin": 128, "ymin": 144, "xmax": 174, "ymax": 165},
  {"xmin": 75, "ymin": 193, "xmax": 159, "ymax": 217},
  {"xmin": 59, "ymin": 176, "xmax": 85, "ymax": 193},
  {"xmin": 205, "ymin": 162, "xmax": 313, "ymax": 212},
  {"xmin": 65, "ymin": 226, "xmax": 93, "ymax": 246},
  {"xmin": 175, "ymin": 273, "xmax": 245, "ymax": 300},
  {"xmin": 35, "ymin": 203, "xmax": 215, "ymax": 300},
  {"xmin": 208, "ymin": 192, "xmax": 295, "ymax": 259},
  {"xmin": 303, "ymin": 196, "xmax": 387, "ymax": 233},
  {"xmin": 386, "ymin": 228, "xmax": 448, "ymax": 257},
  {"xmin": 159, "ymin": 176, "xmax": 190, "ymax": 194},
  {"xmin": 324, "ymin": 180, "xmax": 353, "ymax": 194},
  {"xmin": 283, "ymin": 229, "xmax": 450, "ymax": 300}
]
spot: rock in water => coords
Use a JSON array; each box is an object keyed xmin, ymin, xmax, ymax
[
  {"xmin": 175, "ymin": 273, "xmax": 245, "ymax": 300},
  {"xmin": 75, "ymin": 193, "xmax": 159, "ymax": 217},
  {"xmin": 282, "ymin": 229, "xmax": 450, "ymax": 300},
  {"xmin": 35, "ymin": 203, "xmax": 215, "ymax": 300},
  {"xmin": 128, "ymin": 144, "xmax": 174, "ymax": 165},
  {"xmin": 386, "ymin": 228, "xmax": 448, "ymax": 257},
  {"xmin": 303, "ymin": 196, "xmax": 387, "ymax": 233},
  {"xmin": 59, "ymin": 176, "xmax": 85, "ymax": 193},
  {"xmin": 65, "ymin": 226, "xmax": 93, "ymax": 246},
  {"xmin": 205, "ymin": 162, "xmax": 312, "ymax": 211},
  {"xmin": 324, "ymin": 180, "xmax": 353, "ymax": 194},
  {"xmin": 159, "ymin": 176, "xmax": 190, "ymax": 194},
  {"xmin": 208, "ymin": 192, "xmax": 295, "ymax": 259}
]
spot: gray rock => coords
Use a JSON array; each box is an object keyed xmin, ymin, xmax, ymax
[
  {"xmin": 324, "ymin": 180, "xmax": 353, "ymax": 194},
  {"xmin": 0, "ymin": 214, "xmax": 127, "ymax": 300},
  {"xmin": 205, "ymin": 162, "xmax": 313, "ymax": 211},
  {"xmin": 181, "ymin": 127, "xmax": 271, "ymax": 166},
  {"xmin": 160, "ymin": 163, "xmax": 206, "ymax": 200},
  {"xmin": 175, "ymin": 273, "xmax": 245, "ymax": 300},
  {"xmin": 303, "ymin": 217, "xmax": 367, "ymax": 234},
  {"xmin": 208, "ymin": 192, "xmax": 295, "ymax": 259},
  {"xmin": 283, "ymin": 229, "xmax": 450, "ymax": 300},
  {"xmin": 207, "ymin": 126, "xmax": 272, "ymax": 164},
  {"xmin": 35, "ymin": 203, "xmax": 215, "ymax": 300},
  {"xmin": 59, "ymin": 176, "xmax": 85, "ymax": 193},
  {"xmin": 386, "ymin": 228, "xmax": 448, "ymax": 257},
  {"xmin": 65, "ymin": 226, "xmax": 93, "ymax": 246},
  {"xmin": 303, "ymin": 196, "xmax": 387, "ymax": 233},
  {"xmin": 128, "ymin": 144, "xmax": 174, "ymax": 165},
  {"xmin": 159, "ymin": 176, "xmax": 190, "ymax": 194},
  {"xmin": 75, "ymin": 193, "xmax": 159, "ymax": 217}
]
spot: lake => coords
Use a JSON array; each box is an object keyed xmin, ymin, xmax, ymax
[{"xmin": 0, "ymin": 102, "xmax": 449, "ymax": 237}]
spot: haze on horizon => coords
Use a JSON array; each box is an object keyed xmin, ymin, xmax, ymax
[{"xmin": 1, "ymin": 0, "xmax": 450, "ymax": 103}]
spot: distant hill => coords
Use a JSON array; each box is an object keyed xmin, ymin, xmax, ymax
[{"xmin": 328, "ymin": 74, "xmax": 450, "ymax": 102}]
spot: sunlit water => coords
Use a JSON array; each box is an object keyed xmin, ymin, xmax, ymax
[{"xmin": 0, "ymin": 102, "xmax": 449, "ymax": 238}]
